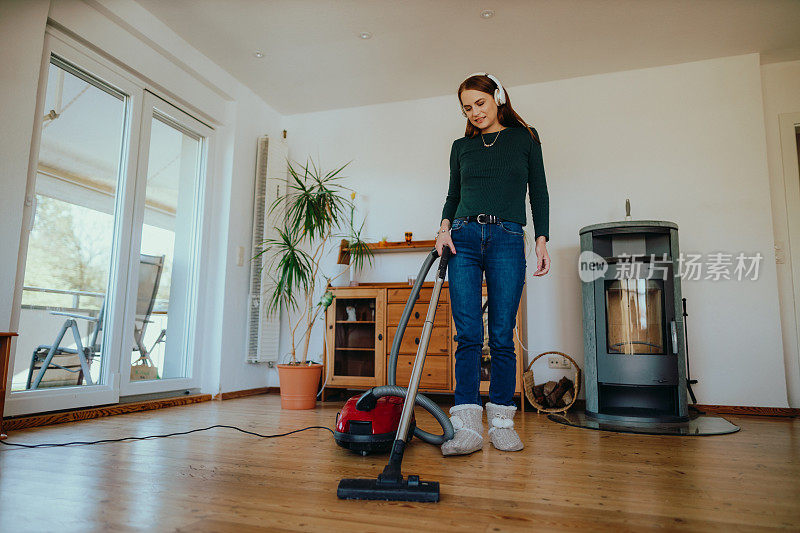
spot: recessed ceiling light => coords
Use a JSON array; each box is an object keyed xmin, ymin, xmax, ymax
[
  {"xmin": 480, "ymin": 9, "xmax": 494, "ymax": 19},
  {"xmin": 253, "ymin": 50, "xmax": 264, "ymax": 58},
  {"xmin": 359, "ymin": 32, "xmax": 373, "ymax": 40}
]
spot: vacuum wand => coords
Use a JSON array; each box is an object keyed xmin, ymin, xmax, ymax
[
  {"xmin": 393, "ymin": 274, "xmax": 445, "ymax": 444},
  {"xmin": 337, "ymin": 246, "xmax": 452, "ymax": 502}
]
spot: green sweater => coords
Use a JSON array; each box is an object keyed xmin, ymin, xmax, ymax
[{"xmin": 441, "ymin": 125, "xmax": 549, "ymax": 242}]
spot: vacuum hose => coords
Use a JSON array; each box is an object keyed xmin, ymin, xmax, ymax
[{"xmin": 355, "ymin": 248, "xmax": 455, "ymax": 445}]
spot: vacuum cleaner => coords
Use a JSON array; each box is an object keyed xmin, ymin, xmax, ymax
[
  {"xmin": 334, "ymin": 395, "xmax": 414, "ymax": 455},
  {"xmin": 336, "ymin": 246, "xmax": 455, "ymax": 502}
]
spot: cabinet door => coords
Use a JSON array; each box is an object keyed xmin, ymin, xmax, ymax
[{"xmin": 325, "ymin": 288, "xmax": 385, "ymax": 387}]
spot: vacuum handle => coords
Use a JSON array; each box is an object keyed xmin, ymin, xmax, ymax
[{"xmin": 436, "ymin": 246, "xmax": 452, "ymax": 280}]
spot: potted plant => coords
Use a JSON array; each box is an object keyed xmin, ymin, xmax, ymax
[{"xmin": 256, "ymin": 157, "xmax": 374, "ymax": 409}]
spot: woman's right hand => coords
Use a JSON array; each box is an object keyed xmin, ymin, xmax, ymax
[{"xmin": 436, "ymin": 227, "xmax": 456, "ymax": 257}]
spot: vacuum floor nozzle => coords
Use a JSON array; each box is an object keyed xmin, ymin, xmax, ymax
[{"xmin": 337, "ymin": 475, "xmax": 440, "ymax": 502}]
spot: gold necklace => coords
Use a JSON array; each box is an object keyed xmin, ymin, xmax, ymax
[{"xmin": 481, "ymin": 128, "xmax": 503, "ymax": 147}]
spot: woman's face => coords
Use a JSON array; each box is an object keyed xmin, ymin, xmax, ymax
[{"xmin": 460, "ymin": 89, "xmax": 499, "ymax": 131}]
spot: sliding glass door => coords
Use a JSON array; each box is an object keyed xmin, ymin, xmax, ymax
[
  {"xmin": 7, "ymin": 31, "xmax": 211, "ymax": 415},
  {"xmin": 121, "ymin": 93, "xmax": 210, "ymax": 396}
]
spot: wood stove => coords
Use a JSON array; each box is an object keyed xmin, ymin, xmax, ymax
[{"xmin": 580, "ymin": 220, "xmax": 689, "ymax": 422}]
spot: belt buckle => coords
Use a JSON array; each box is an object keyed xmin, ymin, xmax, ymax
[{"xmin": 476, "ymin": 213, "xmax": 489, "ymax": 224}]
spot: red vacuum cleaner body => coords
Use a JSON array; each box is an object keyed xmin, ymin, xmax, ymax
[{"xmin": 334, "ymin": 395, "xmax": 414, "ymax": 455}]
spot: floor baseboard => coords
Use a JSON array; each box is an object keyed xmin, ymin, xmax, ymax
[
  {"xmin": 692, "ymin": 404, "xmax": 799, "ymax": 417},
  {"xmin": 2, "ymin": 394, "xmax": 212, "ymax": 432},
  {"xmin": 218, "ymin": 387, "xmax": 279, "ymax": 400}
]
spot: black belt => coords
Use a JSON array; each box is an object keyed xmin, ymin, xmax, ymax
[{"xmin": 464, "ymin": 213, "xmax": 503, "ymax": 224}]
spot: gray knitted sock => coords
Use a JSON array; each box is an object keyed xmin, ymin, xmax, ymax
[
  {"xmin": 441, "ymin": 404, "xmax": 484, "ymax": 456},
  {"xmin": 486, "ymin": 402, "xmax": 524, "ymax": 452}
]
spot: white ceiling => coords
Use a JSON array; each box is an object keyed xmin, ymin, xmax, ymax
[{"xmin": 134, "ymin": 0, "xmax": 800, "ymax": 116}]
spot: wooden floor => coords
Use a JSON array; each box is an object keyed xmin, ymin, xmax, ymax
[{"xmin": 1, "ymin": 396, "xmax": 798, "ymax": 532}]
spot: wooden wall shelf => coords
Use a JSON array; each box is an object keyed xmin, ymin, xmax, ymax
[{"xmin": 360, "ymin": 240, "xmax": 437, "ymax": 253}]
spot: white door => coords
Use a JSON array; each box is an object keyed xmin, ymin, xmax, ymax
[
  {"xmin": 120, "ymin": 92, "xmax": 211, "ymax": 397},
  {"xmin": 6, "ymin": 33, "xmax": 143, "ymax": 415}
]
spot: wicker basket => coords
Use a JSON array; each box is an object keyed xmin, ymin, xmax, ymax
[{"xmin": 523, "ymin": 351, "xmax": 582, "ymax": 414}]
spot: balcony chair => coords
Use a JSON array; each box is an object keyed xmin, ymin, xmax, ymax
[
  {"xmin": 26, "ymin": 254, "xmax": 167, "ymax": 389},
  {"xmin": 131, "ymin": 254, "xmax": 167, "ymax": 379}
]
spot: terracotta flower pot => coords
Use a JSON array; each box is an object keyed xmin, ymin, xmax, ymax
[{"xmin": 276, "ymin": 363, "xmax": 323, "ymax": 409}]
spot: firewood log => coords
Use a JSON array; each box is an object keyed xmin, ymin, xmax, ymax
[
  {"xmin": 562, "ymin": 390, "xmax": 574, "ymax": 406},
  {"xmin": 547, "ymin": 377, "xmax": 569, "ymax": 405}
]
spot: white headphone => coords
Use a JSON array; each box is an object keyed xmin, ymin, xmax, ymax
[{"xmin": 460, "ymin": 72, "xmax": 507, "ymax": 118}]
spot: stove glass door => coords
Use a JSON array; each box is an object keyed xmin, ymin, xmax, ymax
[
  {"xmin": 605, "ymin": 279, "xmax": 665, "ymax": 355},
  {"xmin": 593, "ymin": 260, "xmax": 677, "ymax": 386}
]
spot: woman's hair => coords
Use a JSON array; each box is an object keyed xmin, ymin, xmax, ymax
[{"xmin": 458, "ymin": 74, "xmax": 541, "ymax": 144}]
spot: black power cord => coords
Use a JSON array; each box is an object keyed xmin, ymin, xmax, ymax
[{"xmin": 0, "ymin": 424, "xmax": 333, "ymax": 449}]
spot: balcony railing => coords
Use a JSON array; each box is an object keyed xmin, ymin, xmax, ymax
[
  {"xmin": 22, "ymin": 285, "xmax": 104, "ymax": 311},
  {"xmin": 21, "ymin": 286, "xmax": 168, "ymax": 313}
]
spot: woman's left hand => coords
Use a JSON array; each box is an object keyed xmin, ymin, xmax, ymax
[{"xmin": 533, "ymin": 236, "xmax": 550, "ymax": 276}]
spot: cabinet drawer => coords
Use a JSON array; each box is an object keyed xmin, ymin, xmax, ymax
[
  {"xmin": 386, "ymin": 302, "xmax": 448, "ymax": 327},
  {"xmin": 387, "ymin": 287, "xmax": 449, "ymax": 304},
  {"xmin": 386, "ymin": 325, "xmax": 449, "ymax": 355},
  {"xmin": 392, "ymin": 354, "xmax": 450, "ymax": 390}
]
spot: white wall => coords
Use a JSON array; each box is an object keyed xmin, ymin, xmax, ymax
[
  {"xmin": 0, "ymin": 0, "xmax": 281, "ymax": 401},
  {"xmin": 761, "ymin": 59, "xmax": 800, "ymax": 408},
  {"xmin": 284, "ymin": 53, "xmax": 788, "ymax": 407},
  {"xmin": 0, "ymin": 0, "xmax": 49, "ymax": 331},
  {"xmin": 216, "ymin": 85, "xmax": 284, "ymax": 392}
]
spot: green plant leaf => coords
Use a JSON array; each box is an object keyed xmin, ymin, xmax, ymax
[
  {"xmin": 346, "ymin": 217, "xmax": 375, "ymax": 271},
  {"xmin": 256, "ymin": 223, "xmax": 314, "ymax": 318}
]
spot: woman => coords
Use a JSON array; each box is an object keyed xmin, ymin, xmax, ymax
[{"xmin": 435, "ymin": 72, "xmax": 550, "ymax": 456}]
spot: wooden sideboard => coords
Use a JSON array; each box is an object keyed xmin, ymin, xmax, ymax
[
  {"xmin": 1, "ymin": 332, "xmax": 19, "ymax": 439},
  {"xmin": 323, "ymin": 282, "xmax": 526, "ymax": 407}
]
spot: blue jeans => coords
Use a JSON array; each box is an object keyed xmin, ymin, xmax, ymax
[{"xmin": 447, "ymin": 216, "xmax": 526, "ymax": 407}]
